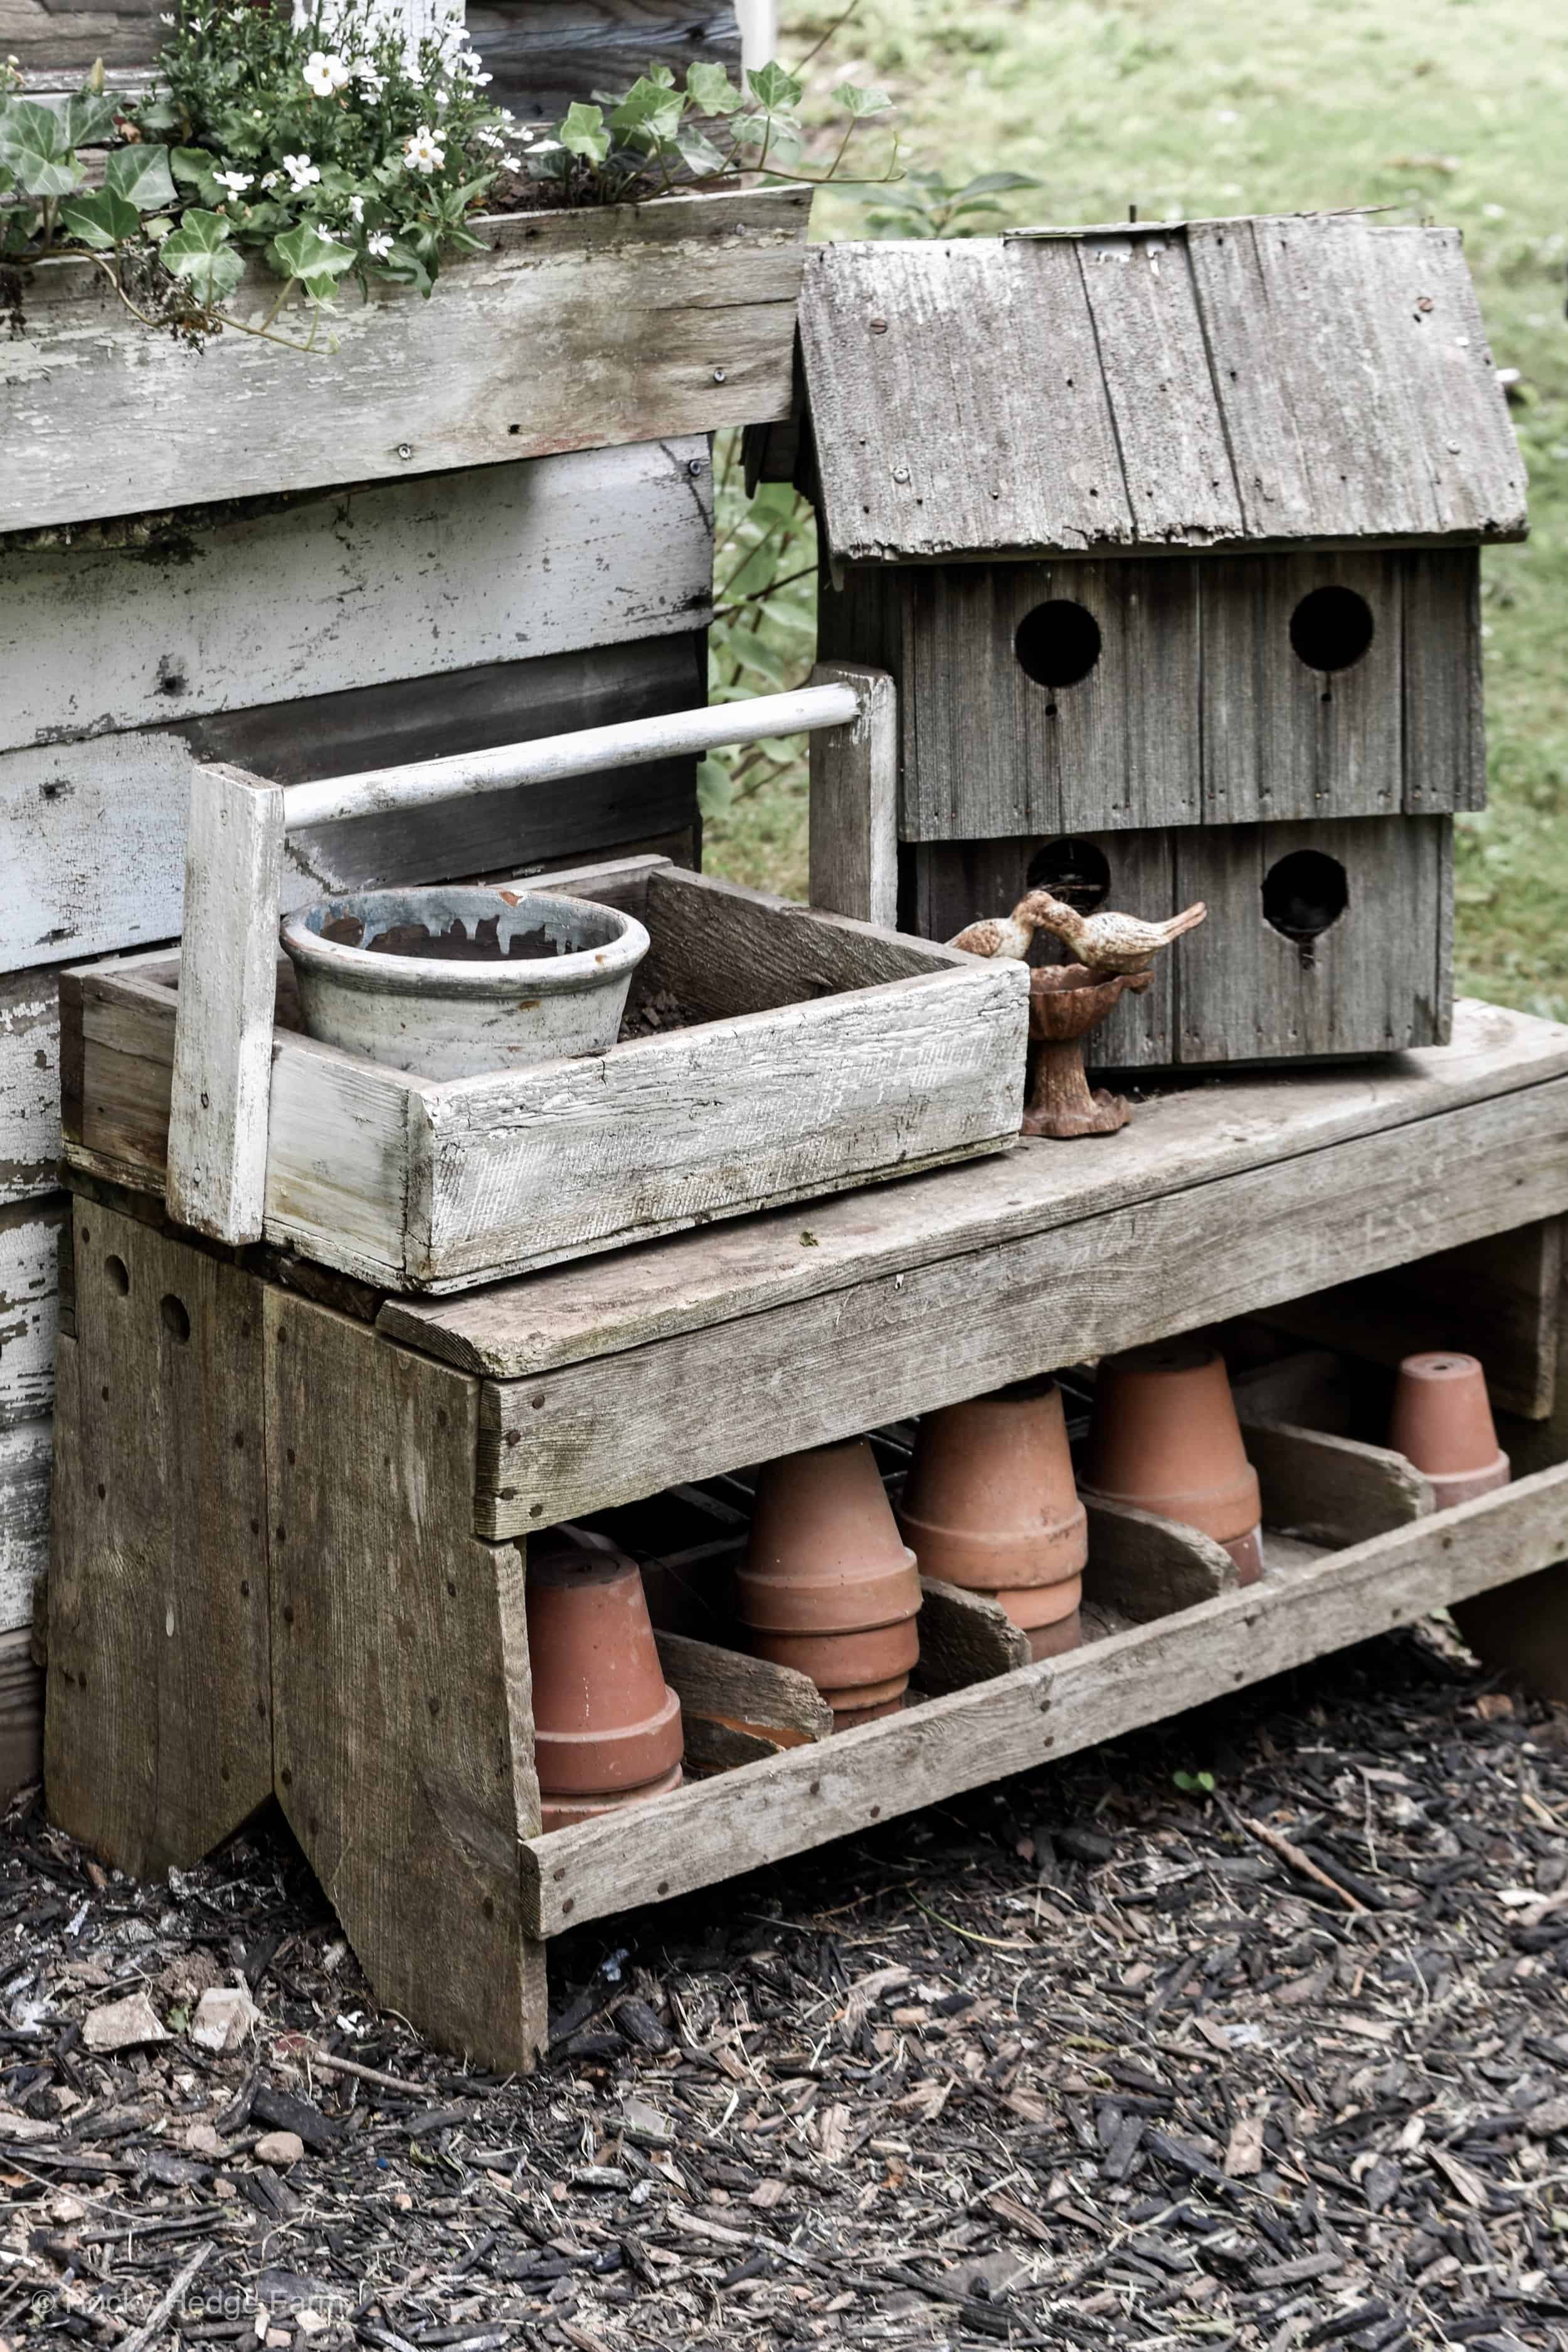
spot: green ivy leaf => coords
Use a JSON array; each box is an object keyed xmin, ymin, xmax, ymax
[
  {"xmin": 60, "ymin": 184, "xmax": 142, "ymax": 247},
  {"xmin": 105, "ymin": 142, "xmax": 177, "ymax": 212},
  {"xmin": 135, "ymin": 93, "xmax": 181, "ymax": 135},
  {"xmin": 831, "ymin": 81, "xmax": 892, "ymax": 119},
  {"xmin": 170, "ymin": 145, "xmax": 221, "ymax": 204},
  {"xmin": 674, "ymin": 125, "xmax": 728, "ymax": 177},
  {"xmin": 270, "ymin": 220, "xmax": 356, "ymax": 288},
  {"xmin": 161, "ymin": 206, "xmax": 244, "ymax": 301},
  {"xmin": 645, "ymin": 62, "xmax": 677, "ymax": 88},
  {"xmin": 64, "ymin": 87, "xmax": 117, "ymax": 148},
  {"xmin": 557, "ymin": 100, "xmax": 609, "ymax": 166},
  {"xmin": 745, "ymin": 61, "xmax": 803, "ymax": 112},
  {"xmin": 0, "ymin": 203, "xmax": 40, "ymax": 255},
  {"xmin": 0, "ymin": 99, "xmax": 84, "ymax": 199},
  {"xmin": 686, "ymin": 61, "xmax": 743, "ymax": 115},
  {"xmin": 610, "ymin": 76, "xmax": 686, "ymax": 147}
]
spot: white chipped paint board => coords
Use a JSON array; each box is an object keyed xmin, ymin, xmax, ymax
[
  {"xmin": 0, "ymin": 1418, "xmax": 50, "ymax": 1633},
  {"xmin": 0, "ymin": 1203, "xmax": 60, "ymax": 1430},
  {"xmin": 0, "ymin": 970, "xmax": 60, "ymax": 1204},
  {"xmin": 0, "ymin": 441, "xmax": 713, "ymax": 756}
]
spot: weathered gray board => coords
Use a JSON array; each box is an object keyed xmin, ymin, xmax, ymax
[
  {"xmin": 15, "ymin": 0, "xmax": 741, "ymax": 120},
  {"xmin": 796, "ymin": 220, "xmax": 1525, "ymax": 567},
  {"xmin": 913, "ymin": 813, "xmax": 1452, "ymax": 1066},
  {"xmin": 817, "ymin": 549, "xmax": 1483, "ymax": 841},
  {"xmin": 4, "ymin": 185, "xmax": 808, "ymax": 536},
  {"xmin": 1, "ymin": 442, "xmax": 712, "ymax": 968}
]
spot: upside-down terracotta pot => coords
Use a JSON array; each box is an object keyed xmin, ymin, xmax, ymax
[
  {"xmin": 898, "ymin": 1377, "xmax": 1089, "ymax": 1592},
  {"xmin": 1084, "ymin": 1340, "xmax": 1264, "ymax": 1586},
  {"xmin": 526, "ymin": 1535, "xmax": 684, "ymax": 1833},
  {"xmin": 1389, "ymin": 1352, "xmax": 1511, "ymax": 1509},
  {"xmin": 739, "ymin": 1438, "xmax": 922, "ymax": 1727}
]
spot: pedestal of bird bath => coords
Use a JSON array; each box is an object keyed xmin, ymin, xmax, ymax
[{"xmin": 1022, "ymin": 965, "xmax": 1152, "ymax": 1138}]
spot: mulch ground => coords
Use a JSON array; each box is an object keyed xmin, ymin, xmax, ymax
[{"xmin": 3, "ymin": 1619, "xmax": 1567, "ymax": 2352}]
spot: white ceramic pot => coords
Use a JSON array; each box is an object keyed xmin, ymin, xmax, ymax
[{"xmin": 279, "ymin": 886, "xmax": 650, "ymax": 1079}]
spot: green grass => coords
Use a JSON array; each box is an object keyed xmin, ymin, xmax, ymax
[{"xmin": 701, "ymin": 0, "xmax": 1568, "ymax": 1019}]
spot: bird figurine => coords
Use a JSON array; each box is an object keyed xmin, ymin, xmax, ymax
[{"xmin": 949, "ymin": 888, "xmax": 1208, "ymax": 978}]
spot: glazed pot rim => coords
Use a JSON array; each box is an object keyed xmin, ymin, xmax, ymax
[{"xmin": 280, "ymin": 886, "xmax": 650, "ymax": 1002}]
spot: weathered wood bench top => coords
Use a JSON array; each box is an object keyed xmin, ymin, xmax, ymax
[{"xmin": 383, "ymin": 996, "xmax": 1568, "ymax": 1378}]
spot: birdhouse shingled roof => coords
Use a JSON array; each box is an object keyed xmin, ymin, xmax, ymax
[{"xmin": 795, "ymin": 215, "xmax": 1527, "ymax": 568}]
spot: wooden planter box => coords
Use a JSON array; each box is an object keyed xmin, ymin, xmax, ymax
[
  {"xmin": 60, "ymin": 855, "xmax": 1026, "ymax": 1291},
  {"xmin": 2, "ymin": 184, "xmax": 810, "ymax": 536}
]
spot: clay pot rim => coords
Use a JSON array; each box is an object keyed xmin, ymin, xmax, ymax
[
  {"xmin": 898, "ymin": 1505, "xmax": 1086, "ymax": 1589},
  {"xmin": 535, "ymin": 1683, "xmax": 682, "ymax": 1795},
  {"xmin": 540, "ymin": 1761, "xmax": 684, "ymax": 1833}
]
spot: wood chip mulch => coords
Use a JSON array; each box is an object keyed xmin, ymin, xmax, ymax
[{"xmin": 3, "ymin": 1617, "xmax": 1567, "ymax": 2352}]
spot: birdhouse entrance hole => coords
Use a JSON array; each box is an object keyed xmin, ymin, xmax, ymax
[
  {"xmin": 1027, "ymin": 837, "xmax": 1111, "ymax": 912},
  {"xmin": 1263, "ymin": 849, "xmax": 1349, "ymax": 964},
  {"xmin": 1288, "ymin": 586, "xmax": 1375, "ymax": 689},
  {"xmin": 1015, "ymin": 600, "xmax": 1103, "ymax": 711}
]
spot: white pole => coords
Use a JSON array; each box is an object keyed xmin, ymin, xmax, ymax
[
  {"xmin": 734, "ymin": 0, "xmax": 778, "ymax": 72},
  {"xmin": 282, "ymin": 682, "xmax": 861, "ymax": 833}
]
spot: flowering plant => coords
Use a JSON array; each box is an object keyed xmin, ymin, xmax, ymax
[
  {"xmin": 0, "ymin": 2, "xmax": 897, "ymax": 351},
  {"xmin": 0, "ymin": 0, "xmax": 529, "ymax": 344}
]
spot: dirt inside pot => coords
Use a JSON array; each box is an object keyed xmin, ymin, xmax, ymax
[{"xmin": 319, "ymin": 913, "xmax": 568, "ymax": 961}]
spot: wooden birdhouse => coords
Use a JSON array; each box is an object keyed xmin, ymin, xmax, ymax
[{"xmin": 765, "ymin": 214, "xmax": 1527, "ymax": 1068}]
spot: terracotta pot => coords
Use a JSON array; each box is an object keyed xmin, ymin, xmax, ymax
[
  {"xmin": 899, "ymin": 1377, "xmax": 1088, "ymax": 1591},
  {"xmin": 1026, "ymin": 1611, "xmax": 1082, "ymax": 1662},
  {"xmin": 989, "ymin": 1577, "xmax": 1082, "ymax": 1636},
  {"xmin": 833, "ymin": 1697, "xmax": 906, "ymax": 1729},
  {"xmin": 527, "ymin": 1539, "xmax": 683, "ymax": 1798},
  {"xmin": 817, "ymin": 1670, "xmax": 911, "ymax": 1714},
  {"xmin": 1389, "ymin": 1352, "xmax": 1511, "ymax": 1508},
  {"xmin": 1084, "ymin": 1340, "xmax": 1263, "ymax": 1571},
  {"xmin": 749, "ymin": 1614, "xmax": 921, "ymax": 1691},
  {"xmin": 540, "ymin": 1762, "xmax": 684, "ymax": 1835},
  {"xmin": 738, "ymin": 1438, "xmax": 921, "ymax": 1633}
]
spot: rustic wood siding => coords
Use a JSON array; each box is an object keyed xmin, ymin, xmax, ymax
[
  {"xmin": 800, "ymin": 219, "xmax": 1525, "ymax": 565},
  {"xmin": 822, "ymin": 548, "xmax": 1483, "ymax": 839}
]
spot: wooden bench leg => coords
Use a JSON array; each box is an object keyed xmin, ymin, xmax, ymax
[
  {"xmin": 1453, "ymin": 1565, "xmax": 1568, "ymax": 1703},
  {"xmin": 267, "ymin": 1291, "xmax": 548, "ymax": 2074},
  {"xmin": 46, "ymin": 1204, "xmax": 273, "ymax": 1876}
]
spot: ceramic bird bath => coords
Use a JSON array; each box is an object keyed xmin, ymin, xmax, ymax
[{"xmin": 1024, "ymin": 965, "xmax": 1150, "ymax": 1138}]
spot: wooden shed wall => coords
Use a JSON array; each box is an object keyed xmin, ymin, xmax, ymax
[
  {"xmin": 0, "ymin": 434, "xmax": 716, "ymax": 1640},
  {"xmin": 817, "ymin": 548, "xmax": 1485, "ymax": 840}
]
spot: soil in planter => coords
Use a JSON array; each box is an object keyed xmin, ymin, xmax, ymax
[
  {"xmin": 618, "ymin": 986, "xmax": 701, "ymax": 1041},
  {"xmin": 319, "ymin": 912, "xmax": 567, "ymax": 960}
]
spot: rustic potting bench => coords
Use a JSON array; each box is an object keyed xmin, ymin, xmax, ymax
[{"xmin": 43, "ymin": 963, "xmax": 1568, "ymax": 2070}]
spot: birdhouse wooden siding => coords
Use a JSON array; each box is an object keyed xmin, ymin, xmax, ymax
[{"xmin": 787, "ymin": 215, "xmax": 1525, "ymax": 1068}]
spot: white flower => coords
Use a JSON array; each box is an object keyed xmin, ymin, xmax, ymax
[
  {"xmin": 473, "ymin": 127, "xmax": 503, "ymax": 149},
  {"xmin": 366, "ymin": 230, "xmax": 394, "ymax": 258},
  {"xmin": 260, "ymin": 170, "xmax": 279, "ymax": 190},
  {"xmin": 527, "ymin": 138, "xmax": 563, "ymax": 155},
  {"xmin": 213, "ymin": 167, "xmax": 253, "ymax": 194},
  {"xmin": 348, "ymin": 193, "xmax": 364, "ymax": 223},
  {"xmin": 403, "ymin": 125, "xmax": 445, "ymax": 174},
  {"xmin": 281, "ymin": 152, "xmax": 322, "ymax": 193},
  {"xmin": 304, "ymin": 49, "xmax": 351, "ymax": 97}
]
